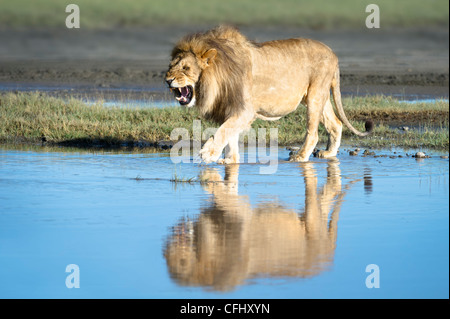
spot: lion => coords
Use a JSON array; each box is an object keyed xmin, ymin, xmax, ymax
[
  {"xmin": 166, "ymin": 25, "xmax": 372, "ymax": 164},
  {"xmin": 163, "ymin": 162, "xmax": 360, "ymax": 291}
]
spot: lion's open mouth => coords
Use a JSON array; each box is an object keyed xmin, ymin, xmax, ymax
[{"xmin": 172, "ymin": 85, "xmax": 193, "ymax": 106}]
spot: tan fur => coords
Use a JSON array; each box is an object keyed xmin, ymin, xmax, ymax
[
  {"xmin": 163, "ymin": 161, "xmax": 358, "ymax": 291},
  {"xmin": 166, "ymin": 26, "xmax": 371, "ymax": 163}
]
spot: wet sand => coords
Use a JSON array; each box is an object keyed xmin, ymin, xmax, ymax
[{"xmin": 0, "ymin": 26, "xmax": 448, "ymax": 99}]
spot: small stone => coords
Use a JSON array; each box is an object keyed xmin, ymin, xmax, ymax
[
  {"xmin": 363, "ymin": 150, "xmax": 375, "ymax": 156},
  {"xmin": 414, "ymin": 152, "xmax": 426, "ymax": 158},
  {"xmin": 440, "ymin": 155, "xmax": 448, "ymax": 159},
  {"xmin": 313, "ymin": 149, "xmax": 321, "ymax": 157},
  {"xmin": 349, "ymin": 150, "xmax": 358, "ymax": 156}
]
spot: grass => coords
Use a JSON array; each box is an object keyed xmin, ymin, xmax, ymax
[
  {"xmin": 170, "ymin": 165, "xmax": 197, "ymax": 184},
  {"xmin": 0, "ymin": 92, "xmax": 207, "ymax": 146},
  {"xmin": 0, "ymin": 0, "xmax": 448, "ymax": 29},
  {"xmin": 0, "ymin": 92, "xmax": 448, "ymax": 150}
]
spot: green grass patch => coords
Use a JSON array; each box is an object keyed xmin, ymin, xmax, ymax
[
  {"xmin": 0, "ymin": 92, "xmax": 448, "ymax": 150},
  {"xmin": 0, "ymin": 0, "xmax": 448, "ymax": 29}
]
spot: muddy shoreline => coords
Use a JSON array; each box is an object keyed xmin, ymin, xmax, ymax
[
  {"xmin": 0, "ymin": 26, "xmax": 448, "ymax": 151},
  {"xmin": 0, "ymin": 26, "xmax": 448, "ymax": 99},
  {"xmin": 3, "ymin": 138, "xmax": 448, "ymax": 160}
]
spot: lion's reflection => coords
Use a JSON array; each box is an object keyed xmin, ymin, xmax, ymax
[{"xmin": 164, "ymin": 161, "xmax": 358, "ymax": 291}]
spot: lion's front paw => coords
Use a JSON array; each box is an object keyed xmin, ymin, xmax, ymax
[
  {"xmin": 314, "ymin": 150, "xmax": 337, "ymax": 158},
  {"xmin": 289, "ymin": 153, "xmax": 309, "ymax": 162},
  {"xmin": 217, "ymin": 157, "xmax": 239, "ymax": 165},
  {"xmin": 217, "ymin": 154, "xmax": 239, "ymax": 165},
  {"xmin": 199, "ymin": 138, "xmax": 222, "ymax": 164}
]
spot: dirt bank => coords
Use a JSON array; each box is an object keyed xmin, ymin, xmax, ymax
[{"xmin": 0, "ymin": 26, "xmax": 448, "ymax": 99}]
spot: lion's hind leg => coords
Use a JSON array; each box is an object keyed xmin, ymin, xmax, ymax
[
  {"xmin": 289, "ymin": 92, "xmax": 325, "ymax": 162},
  {"xmin": 316, "ymin": 98, "xmax": 342, "ymax": 159}
]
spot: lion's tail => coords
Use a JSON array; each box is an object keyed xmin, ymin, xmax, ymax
[{"xmin": 331, "ymin": 67, "xmax": 373, "ymax": 137}]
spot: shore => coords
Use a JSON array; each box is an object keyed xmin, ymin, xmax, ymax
[
  {"xmin": 0, "ymin": 26, "xmax": 448, "ymax": 151},
  {"xmin": 1, "ymin": 92, "xmax": 448, "ymax": 151},
  {"xmin": 0, "ymin": 26, "xmax": 448, "ymax": 100}
]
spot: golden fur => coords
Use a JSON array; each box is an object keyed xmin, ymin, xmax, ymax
[
  {"xmin": 168, "ymin": 26, "xmax": 252, "ymax": 123},
  {"xmin": 166, "ymin": 25, "xmax": 372, "ymax": 164},
  {"xmin": 163, "ymin": 162, "xmax": 359, "ymax": 291}
]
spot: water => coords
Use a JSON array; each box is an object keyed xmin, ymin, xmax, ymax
[
  {"xmin": 89, "ymin": 98, "xmax": 448, "ymax": 108},
  {"xmin": 1, "ymin": 82, "xmax": 447, "ymax": 108},
  {"xmin": 85, "ymin": 99, "xmax": 179, "ymax": 108},
  {"xmin": 399, "ymin": 98, "xmax": 449, "ymax": 104},
  {"xmin": 0, "ymin": 145, "xmax": 448, "ymax": 298}
]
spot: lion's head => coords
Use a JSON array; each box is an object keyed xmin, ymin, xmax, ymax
[
  {"xmin": 166, "ymin": 26, "xmax": 253, "ymax": 123},
  {"xmin": 165, "ymin": 47, "xmax": 216, "ymax": 107}
]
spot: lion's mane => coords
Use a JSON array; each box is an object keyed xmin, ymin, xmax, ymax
[{"xmin": 171, "ymin": 26, "xmax": 255, "ymax": 123}]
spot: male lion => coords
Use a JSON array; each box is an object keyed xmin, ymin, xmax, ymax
[
  {"xmin": 166, "ymin": 26, "xmax": 372, "ymax": 164},
  {"xmin": 164, "ymin": 162, "xmax": 358, "ymax": 291}
]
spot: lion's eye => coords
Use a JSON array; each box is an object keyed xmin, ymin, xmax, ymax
[{"xmin": 183, "ymin": 66, "xmax": 190, "ymax": 71}]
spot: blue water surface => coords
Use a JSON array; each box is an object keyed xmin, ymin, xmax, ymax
[{"xmin": 0, "ymin": 145, "xmax": 448, "ymax": 298}]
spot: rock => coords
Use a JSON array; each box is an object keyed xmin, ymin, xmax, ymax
[
  {"xmin": 349, "ymin": 150, "xmax": 358, "ymax": 156},
  {"xmin": 414, "ymin": 152, "xmax": 426, "ymax": 158},
  {"xmin": 313, "ymin": 148, "xmax": 320, "ymax": 157},
  {"xmin": 157, "ymin": 140, "xmax": 175, "ymax": 150},
  {"xmin": 363, "ymin": 150, "xmax": 376, "ymax": 156},
  {"xmin": 288, "ymin": 146, "xmax": 300, "ymax": 157},
  {"xmin": 440, "ymin": 155, "xmax": 448, "ymax": 159}
]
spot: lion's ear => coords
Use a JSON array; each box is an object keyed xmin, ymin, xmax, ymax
[{"xmin": 201, "ymin": 49, "xmax": 217, "ymax": 66}]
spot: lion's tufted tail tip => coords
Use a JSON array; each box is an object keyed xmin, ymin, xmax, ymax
[
  {"xmin": 350, "ymin": 119, "xmax": 374, "ymax": 137},
  {"xmin": 364, "ymin": 120, "xmax": 374, "ymax": 134},
  {"xmin": 364, "ymin": 120, "xmax": 374, "ymax": 135}
]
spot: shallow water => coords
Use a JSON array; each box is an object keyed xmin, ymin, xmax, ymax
[
  {"xmin": 0, "ymin": 145, "xmax": 448, "ymax": 298},
  {"xmin": 1, "ymin": 82, "xmax": 448, "ymax": 109}
]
